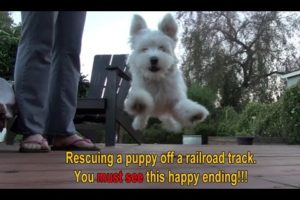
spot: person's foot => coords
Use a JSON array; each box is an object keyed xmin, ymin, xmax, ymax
[
  {"xmin": 19, "ymin": 134, "xmax": 51, "ymax": 153},
  {"xmin": 52, "ymin": 134, "xmax": 100, "ymax": 151}
]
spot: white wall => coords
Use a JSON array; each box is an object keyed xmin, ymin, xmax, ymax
[{"xmin": 287, "ymin": 76, "xmax": 300, "ymax": 88}]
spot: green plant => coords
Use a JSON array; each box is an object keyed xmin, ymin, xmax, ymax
[
  {"xmin": 216, "ymin": 106, "xmax": 239, "ymax": 136},
  {"xmin": 235, "ymin": 129, "xmax": 254, "ymax": 137},
  {"xmin": 78, "ymin": 73, "xmax": 90, "ymax": 98},
  {"xmin": 193, "ymin": 123, "xmax": 216, "ymax": 136},
  {"xmin": 196, "ymin": 123, "xmax": 216, "ymax": 144},
  {"xmin": 183, "ymin": 127, "xmax": 196, "ymax": 135},
  {"xmin": 143, "ymin": 123, "xmax": 183, "ymax": 144},
  {"xmin": 236, "ymin": 102, "xmax": 267, "ymax": 137},
  {"xmin": 282, "ymin": 83, "xmax": 300, "ymax": 144},
  {"xmin": 187, "ymin": 84, "xmax": 217, "ymax": 114},
  {"xmin": 0, "ymin": 12, "xmax": 21, "ymax": 80},
  {"xmin": 257, "ymin": 101, "xmax": 284, "ymax": 137},
  {"xmin": 235, "ymin": 101, "xmax": 286, "ymax": 138}
]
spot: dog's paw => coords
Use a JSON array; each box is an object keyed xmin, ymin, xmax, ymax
[
  {"xmin": 174, "ymin": 99, "xmax": 209, "ymax": 127},
  {"xmin": 162, "ymin": 122, "xmax": 182, "ymax": 134},
  {"xmin": 125, "ymin": 98, "xmax": 148, "ymax": 115},
  {"xmin": 132, "ymin": 120, "xmax": 145, "ymax": 131},
  {"xmin": 131, "ymin": 101, "xmax": 147, "ymax": 114},
  {"xmin": 132, "ymin": 116, "xmax": 148, "ymax": 130},
  {"xmin": 190, "ymin": 113, "xmax": 204, "ymax": 122},
  {"xmin": 188, "ymin": 105, "xmax": 209, "ymax": 125},
  {"xmin": 124, "ymin": 90, "xmax": 154, "ymax": 115},
  {"xmin": 160, "ymin": 116, "xmax": 182, "ymax": 133}
]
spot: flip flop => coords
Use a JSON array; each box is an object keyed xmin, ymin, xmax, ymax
[
  {"xmin": 19, "ymin": 138, "xmax": 50, "ymax": 153},
  {"xmin": 51, "ymin": 138, "xmax": 100, "ymax": 151}
]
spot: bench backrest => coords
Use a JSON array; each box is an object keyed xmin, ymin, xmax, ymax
[{"xmin": 87, "ymin": 54, "xmax": 129, "ymax": 103}]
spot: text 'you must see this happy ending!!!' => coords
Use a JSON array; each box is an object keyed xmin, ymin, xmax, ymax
[{"xmin": 65, "ymin": 150, "xmax": 256, "ymax": 187}]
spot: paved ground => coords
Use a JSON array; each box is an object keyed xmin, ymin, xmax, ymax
[{"xmin": 0, "ymin": 143, "xmax": 300, "ymax": 189}]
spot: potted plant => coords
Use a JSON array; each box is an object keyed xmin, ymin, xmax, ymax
[
  {"xmin": 182, "ymin": 123, "xmax": 213, "ymax": 145},
  {"xmin": 182, "ymin": 127, "xmax": 202, "ymax": 145},
  {"xmin": 236, "ymin": 115, "xmax": 257, "ymax": 145},
  {"xmin": 235, "ymin": 129, "xmax": 255, "ymax": 145}
]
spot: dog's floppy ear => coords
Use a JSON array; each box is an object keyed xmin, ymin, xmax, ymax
[
  {"xmin": 130, "ymin": 15, "xmax": 148, "ymax": 36},
  {"xmin": 159, "ymin": 14, "xmax": 178, "ymax": 41}
]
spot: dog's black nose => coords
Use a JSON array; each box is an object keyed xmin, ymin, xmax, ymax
[{"xmin": 150, "ymin": 56, "xmax": 158, "ymax": 65}]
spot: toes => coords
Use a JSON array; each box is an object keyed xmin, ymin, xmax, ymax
[
  {"xmin": 125, "ymin": 90, "xmax": 153, "ymax": 115},
  {"xmin": 190, "ymin": 113, "xmax": 204, "ymax": 122},
  {"xmin": 22, "ymin": 143, "xmax": 40, "ymax": 150},
  {"xmin": 21, "ymin": 135, "xmax": 50, "ymax": 151},
  {"xmin": 132, "ymin": 102, "xmax": 146, "ymax": 114}
]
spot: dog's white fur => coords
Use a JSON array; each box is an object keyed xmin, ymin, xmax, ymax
[
  {"xmin": 124, "ymin": 14, "xmax": 209, "ymax": 133},
  {"xmin": 0, "ymin": 78, "xmax": 15, "ymax": 118}
]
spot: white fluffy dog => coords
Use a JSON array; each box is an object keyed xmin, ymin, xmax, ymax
[
  {"xmin": 124, "ymin": 14, "xmax": 209, "ymax": 133},
  {"xmin": 0, "ymin": 78, "xmax": 15, "ymax": 141}
]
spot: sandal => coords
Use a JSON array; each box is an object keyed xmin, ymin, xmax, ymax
[
  {"xmin": 19, "ymin": 137, "xmax": 50, "ymax": 153},
  {"xmin": 51, "ymin": 138, "xmax": 100, "ymax": 151}
]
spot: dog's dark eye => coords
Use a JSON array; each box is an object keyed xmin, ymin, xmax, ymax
[
  {"xmin": 141, "ymin": 48, "xmax": 148, "ymax": 52},
  {"xmin": 159, "ymin": 46, "xmax": 167, "ymax": 52}
]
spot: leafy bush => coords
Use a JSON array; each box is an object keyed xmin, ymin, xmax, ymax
[
  {"xmin": 187, "ymin": 84, "xmax": 217, "ymax": 114},
  {"xmin": 142, "ymin": 124, "xmax": 183, "ymax": 144},
  {"xmin": 193, "ymin": 123, "xmax": 216, "ymax": 136},
  {"xmin": 235, "ymin": 101, "xmax": 285, "ymax": 138},
  {"xmin": 121, "ymin": 123, "xmax": 183, "ymax": 144},
  {"xmin": 120, "ymin": 130, "xmax": 135, "ymax": 143},
  {"xmin": 216, "ymin": 106, "xmax": 239, "ymax": 136},
  {"xmin": 187, "ymin": 84, "xmax": 218, "ymax": 137},
  {"xmin": 236, "ymin": 102, "xmax": 268, "ymax": 136},
  {"xmin": 78, "ymin": 73, "xmax": 90, "ymax": 98},
  {"xmin": 282, "ymin": 83, "xmax": 300, "ymax": 144},
  {"xmin": 257, "ymin": 101, "xmax": 284, "ymax": 137},
  {"xmin": 192, "ymin": 122, "xmax": 216, "ymax": 144},
  {"xmin": 0, "ymin": 12, "xmax": 21, "ymax": 80}
]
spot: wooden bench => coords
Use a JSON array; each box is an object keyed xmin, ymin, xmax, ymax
[
  {"xmin": 4, "ymin": 54, "xmax": 141, "ymax": 146},
  {"xmin": 75, "ymin": 54, "xmax": 142, "ymax": 146}
]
